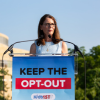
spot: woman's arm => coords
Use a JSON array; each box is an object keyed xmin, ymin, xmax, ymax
[
  {"xmin": 30, "ymin": 43, "xmax": 36, "ymax": 56},
  {"xmin": 62, "ymin": 41, "xmax": 68, "ymax": 56}
]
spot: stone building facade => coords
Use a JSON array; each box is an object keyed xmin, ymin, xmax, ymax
[{"xmin": 0, "ymin": 33, "xmax": 29, "ymax": 100}]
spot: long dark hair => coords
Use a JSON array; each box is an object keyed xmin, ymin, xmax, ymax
[{"xmin": 37, "ymin": 14, "xmax": 62, "ymax": 46}]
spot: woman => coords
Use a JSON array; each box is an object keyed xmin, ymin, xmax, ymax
[{"xmin": 30, "ymin": 14, "xmax": 68, "ymax": 56}]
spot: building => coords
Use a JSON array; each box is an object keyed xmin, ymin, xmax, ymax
[{"xmin": 0, "ymin": 33, "xmax": 29, "ymax": 100}]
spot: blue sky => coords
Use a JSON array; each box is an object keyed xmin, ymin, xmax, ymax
[{"xmin": 0, "ymin": 0, "xmax": 100, "ymax": 53}]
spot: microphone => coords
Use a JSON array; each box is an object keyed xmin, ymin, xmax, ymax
[
  {"xmin": 48, "ymin": 34, "xmax": 83, "ymax": 57},
  {"xmin": 3, "ymin": 35, "xmax": 44, "ymax": 55},
  {"xmin": 2, "ymin": 35, "xmax": 44, "ymax": 70}
]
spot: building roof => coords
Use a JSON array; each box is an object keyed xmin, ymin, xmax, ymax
[{"xmin": 0, "ymin": 33, "xmax": 9, "ymax": 40}]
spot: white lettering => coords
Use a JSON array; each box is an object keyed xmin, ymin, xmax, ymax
[
  {"xmin": 44, "ymin": 80, "xmax": 51, "ymax": 87},
  {"xmin": 21, "ymin": 80, "xmax": 28, "ymax": 87},
  {"xmin": 36, "ymin": 80, "xmax": 41, "ymax": 87},
  {"xmin": 60, "ymin": 80, "xmax": 65, "ymax": 87},
  {"xmin": 29, "ymin": 80, "xmax": 35, "ymax": 87},
  {"xmin": 52, "ymin": 80, "xmax": 59, "ymax": 87}
]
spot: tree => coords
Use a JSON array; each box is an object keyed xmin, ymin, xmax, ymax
[
  {"xmin": 0, "ymin": 67, "xmax": 10, "ymax": 100},
  {"xmin": 74, "ymin": 45, "xmax": 100, "ymax": 100}
]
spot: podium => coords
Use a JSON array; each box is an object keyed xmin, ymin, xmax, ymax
[{"xmin": 10, "ymin": 53, "xmax": 78, "ymax": 100}]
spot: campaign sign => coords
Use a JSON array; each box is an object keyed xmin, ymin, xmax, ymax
[{"xmin": 12, "ymin": 56, "xmax": 75, "ymax": 100}]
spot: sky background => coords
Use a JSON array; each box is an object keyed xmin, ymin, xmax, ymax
[{"xmin": 0, "ymin": 0, "xmax": 100, "ymax": 53}]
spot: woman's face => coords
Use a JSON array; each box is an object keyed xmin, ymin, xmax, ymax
[{"xmin": 40, "ymin": 17, "xmax": 55, "ymax": 37}]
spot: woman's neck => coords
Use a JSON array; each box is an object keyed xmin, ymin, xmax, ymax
[{"xmin": 45, "ymin": 36, "xmax": 52, "ymax": 42}]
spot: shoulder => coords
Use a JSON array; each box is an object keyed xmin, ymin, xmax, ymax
[
  {"xmin": 62, "ymin": 41, "xmax": 68, "ymax": 53},
  {"xmin": 31, "ymin": 43, "xmax": 36, "ymax": 48},
  {"xmin": 62, "ymin": 41, "xmax": 67, "ymax": 48},
  {"xmin": 30, "ymin": 43, "xmax": 36, "ymax": 54}
]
